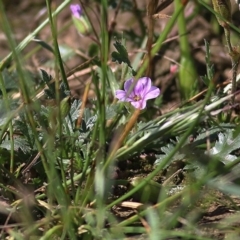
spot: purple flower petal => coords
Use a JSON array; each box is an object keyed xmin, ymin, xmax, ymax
[
  {"xmin": 70, "ymin": 4, "xmax": 82, "ymax": 18},
  {"xmin": 134, "ymin": 77, "xmax": 151, "ymax": 97},
  {"xmin": 130, "ymin": 101, "xmax": 142, "ymax": 109},
  {"xmin": 124, "ymin": 78, "xmax": 133, "ymax": 91},
  {"xmin": 115, "ymin": 90, "xmax": 133, "ymax": 102},
  {"xmin": 144, "ymin": 87, "xmax": 160, "ymax": 100},
  {"xmin": 123, "ymin": 78, "xmax": 136, "ymax": 98},
  {"xmin": 115, "ymin": 77, "xmax": 160, "ymax": 109},
  {"xmin": 115, "ymin": 90, "xmax": 127, "ymax": 101},
  {"xmin": 141, "ymin": 101, "xmax": 147, "ymax": 109},
  {"xmin": 131, "ymin": 100, "xmax": 147, "ymax": 109}
]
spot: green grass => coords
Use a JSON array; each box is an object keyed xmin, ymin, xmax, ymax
[{"xmin": 0, "ymin": 0, "xmax": 240, "ymax": 239}]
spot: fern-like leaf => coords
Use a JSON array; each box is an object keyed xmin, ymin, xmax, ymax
[{"xmin": 209, "ymin": 129, "xmax": 240, "ymax": 162}]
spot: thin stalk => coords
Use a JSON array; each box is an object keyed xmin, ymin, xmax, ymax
[
  {"xmin": 99, "ymin": 0, "xmax": 108, "ymax": 155},
  {"xmin": 224, "ymin": 27, "xmax": 233, "ymax": 53},
  {"xmin": 76, "ymin": 82, "xmax": 90, "ymax": 129},
  {"xmin": 94, "ymin": 0, "xmax": 109, "ymax": 231},
  {"xmin": 45, "ymin": 2, "xmax": 75, "ymax": 239},
  {"xmin": 175, "ymin": 0, "xmax": 198, "ymax": 99},
  {"xmin": 132, "ymin": 0, "xmax": 146, "ymax": 37},
  {"xmin": 146, "ymin": 0, "xmax": 158, "ymax": 77},
  {"xmin": 45, "ymin": 0, "xmax": 69, "ymax": 92},
  {"xmin": 103, "ymin": 108, "xmax": 141, "ymax": 172},
  {"xmin": 0, "ymin": 72, "xmax": 14, "ymax": 173},
  {"xmin": 45, "ymin": 0, "xmax": 68, "ymax": 192},
  {"xmin": 231, "ymin": 57, "xmax": 240, "ymax": 103},
  {"xmin": 79, "ymin": 0, "xmax": 100, "ymax": 46}
]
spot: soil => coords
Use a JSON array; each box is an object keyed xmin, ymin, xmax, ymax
[{"xmin": 1, "ymin": 1, "xmax": 240, "ymax": 239}]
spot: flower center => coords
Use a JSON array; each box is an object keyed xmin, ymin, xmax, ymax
[{"xmin": 133, "ymin": 95, "xmax": 141, "ymax": 101}]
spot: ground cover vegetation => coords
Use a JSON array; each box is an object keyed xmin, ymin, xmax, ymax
[{"xmin": 0, "ymin": 0, "xmax": 240, "ymax": 239}]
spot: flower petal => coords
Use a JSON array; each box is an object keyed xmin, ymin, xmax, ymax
[
  {"xmin": 115, "ymin": 90, "xmax": 133, "ymax": 102},
  {"xmin": 144, "ymin": 87, "xmax": 160, "ymax": 100},
  {"xmin": 134, "ymin": 77, "xmax": 152, "ymax": 97},
  {"xmin": 115, "ymin": 90, "xmax": 127, "ymax": 101},
  {"xmin": 123, "ymin": 78, "xmax": 136, "ymax": 99},
  {"xmin": 124, "ymin": 78, "xmax": 134, "ymax": 92},
  {"xmin": 130, "ymin": 100, "xmax": 146, "ymax": 109},
  {"xmin": 70, "ymin": 4, "xmax": 82, "ymax": 18}
]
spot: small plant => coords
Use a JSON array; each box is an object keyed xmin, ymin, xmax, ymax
[{"xmin": 0, "ymin": 1, "xmax": 239, "ymax": 239}]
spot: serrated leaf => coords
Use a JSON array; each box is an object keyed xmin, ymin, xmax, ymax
[
  {"xmin": 1, "ymin": 137, "xmax": 31, "ymax": 154},
  {"xmin": 193, "ymin": 124, "xmax": 234, "ymax": 146},
  {"xmin": 70, "ymin": 99, "xmax": 82, "ymax": 121},
  {"xmin": 86, "ymin": 115, "xmax": 97, "ymax": 129},
  {"xmin": 14, "ymin": 117, "xmax": 35, "ymax": 149},
  {"xmin": 155, "ymin": 143, "xmax": 185, "ymax": 168},
  {"xmin": 209, "ymin": 129, "xmax": 240, "ymax": 162},
  {"xmin": 40, "ymin": 69, "xmax": 52, "ymax": 85},
  {"xmin": 111, "ymin": 40, "xmax": 135, "ymax": 74},
  {"xmin": 111, "ymin": 40, "xmax": 137, "ymax": 76}
]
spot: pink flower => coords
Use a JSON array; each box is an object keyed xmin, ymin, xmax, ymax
[
  {"xmin": 115, "ymin": 77, "xmax": 160, "ymax": 109},
  {"xmin": 70, "ymin": 4, "xmax": 82, "ymax": 19}
]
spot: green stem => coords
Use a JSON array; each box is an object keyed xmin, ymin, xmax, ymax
[
  {"xmin": 231, "ymin": 57, "xmax": 240, "ymax": 103},
  {"xmin": 46, "ymin": 0, "xmax": 69, "ymax": 92},
  {"xmin": 132, "ymin": 0, "xmax": 146, "ymax": 37},
  {"xmin": 175, "ymin": 0, "xmax": 198, "ymax": 99},
  {"xmin": 93, "ymin": 0, "xmax": 109, "ymax": 231},
  {"xmin": 224, "ymin": 28, "xmax": 233, "ymax": 53},
  {"xmin": 0, "ymin": 72, "xmax": 14, "ymax": 173},
  {"xmin": 45, "ymin": 0, "xmax": 68, "ymax": 192},
  {"xmin": 99, "ymin": 0, "xmax": 108, "ymax": 154}
]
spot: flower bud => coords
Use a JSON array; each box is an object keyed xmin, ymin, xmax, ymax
[
  {"xmin": 70, "ymin": 4, "xmax": 91, "ymax": 35},
  {"xmin": 60, "ymin": 96, "xmax": 71, "ymax": 119}
]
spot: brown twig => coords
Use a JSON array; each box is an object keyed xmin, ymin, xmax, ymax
[
  {"xmin": 104, "ymin": 108, "xmax": 141, "ymax": 171},
  {"xmin": 76, "ymin": 81, "xmax": 91, "ymax": 129},
  {"xmin": 146, "ymin": 0, "xmax": 158, "ymax": 77}
]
